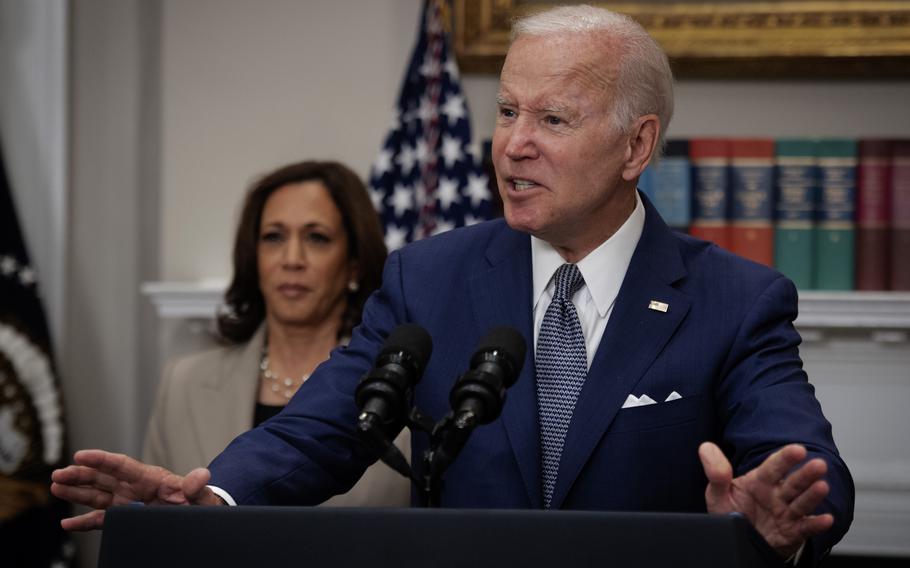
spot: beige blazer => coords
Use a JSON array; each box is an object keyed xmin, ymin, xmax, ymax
[{"xmin": 142, "ymin": 325, "xmax": 411, "ymax": 507}]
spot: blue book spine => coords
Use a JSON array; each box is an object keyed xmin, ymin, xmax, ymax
[
  {"xmin": 689, "ymin": 139, "xmax": 731, "ymax": 249},
  {"xmin": 638, "ymin": 164, "xmax": 656, "ymax": 202},
  {"xmin": 653, "ymin": 139, "xmax": 691, "ymax": 230}
]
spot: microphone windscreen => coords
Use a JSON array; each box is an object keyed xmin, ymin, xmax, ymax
[
  {"xmin": 380, "ymin": 323, "xmax": 433, "ymax": 372},
  {"xmin": 475, "ymin": 326, "xmax": 527, "ymax": 375}
]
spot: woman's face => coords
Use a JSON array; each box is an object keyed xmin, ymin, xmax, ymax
[{"xmin": 257, "ymin": 181, "xmax": 355, "ymax": 331}]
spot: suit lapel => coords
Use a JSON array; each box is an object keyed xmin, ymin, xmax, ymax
[
  {"xmin": 549, "ymin": 196, "xmax": 692, "ymax": 509},
  {"xmin": 467, "ymin": 225, "xmax": 541, "ymax": 508},
  {"xmin": 188, "ymin": 326, "xmax": 264, "ymax": 464}
]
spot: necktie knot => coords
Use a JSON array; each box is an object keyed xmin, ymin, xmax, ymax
[{"xmin": 552, "ymin": 263, "xmax": 583, "ymax": 302}]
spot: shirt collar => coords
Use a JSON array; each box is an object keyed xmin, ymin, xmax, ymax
[{"xmin": 532, "ymin": 192, "xmax": 645, "ymax": 317}]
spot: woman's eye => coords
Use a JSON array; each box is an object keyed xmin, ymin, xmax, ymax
[
  {"xmin": 307, "ymin": 232, "xmax": 330, "ymax": 244},
  {"xmin": 261, "ymin": 232, "xmax": 283, "ymax": 243}
]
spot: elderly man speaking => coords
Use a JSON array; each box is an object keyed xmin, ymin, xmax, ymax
[{"xmin": 52, "ymin": 5, "xmax": 852, "ymax": 566}]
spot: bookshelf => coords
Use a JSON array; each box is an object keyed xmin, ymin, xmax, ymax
[{"xmin": 141, "ymin": 282, "xmax": 910, "ymax": 557}]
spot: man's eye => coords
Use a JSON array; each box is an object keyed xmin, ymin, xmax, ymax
[
  {"xmin": 499, "ymin": 107, "xmax": 516, "ymax": 119},
  {"xmin": 546, "ymin": 115, "xmax": 562, "ymax": 126}
]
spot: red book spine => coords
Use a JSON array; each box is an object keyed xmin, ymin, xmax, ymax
[
  {"xmin": 689, "ymin": 139, "xmax": 731, "ymax": 250},
  {"xmin": 891, "ymin": 141, "xmax": 910, "ymax": 290},
  {"xmin": 729, "ymin": 139, "xmax": 775, "ymax": 266},
  {"xmin": 855, "ymin": 140, "xmax": 892, "ymax": 290}
]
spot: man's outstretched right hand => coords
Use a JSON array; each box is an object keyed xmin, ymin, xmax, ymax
[{"xmin": 50, "ymin": 449, "xmax": 224, "ymax": 531}]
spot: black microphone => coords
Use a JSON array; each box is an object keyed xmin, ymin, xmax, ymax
[
  {"xmin": 355, "ymin": 323, "xmax": 432, "ymax": 432},
  {"xmin": 429, "ymin": 326, "xmax": 526, "ymax": 478},
  {"xmin": 448, "ymin": 326, "xmax": 527, "ymax": 427}
]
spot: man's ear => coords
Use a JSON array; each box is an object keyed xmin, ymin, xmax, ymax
[{"xmin": 622, "ymin": 114, "xmax": 660, "ymax": 181}]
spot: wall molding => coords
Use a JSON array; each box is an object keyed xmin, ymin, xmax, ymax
[
  {"xmin": 795, "ymin": 291, "xmax": 910, "ymax": 330},
  {"xmin": 142, "ymin": 283, "xmax": 910, "ymax": 330},
  {"xmin": 141, "ymin": 280, "xmax": 225, "ymax": 319}
]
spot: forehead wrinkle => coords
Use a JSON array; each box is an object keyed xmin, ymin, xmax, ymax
[
  {"xmin": 498, "ymin": 79, "xmax": 579, "ymax": 117},
  {"xmin": 498, "ymin": 42, "xmax": 619, "ymax": 116},
  {"xmin": 547, "ymin": 33, "xmax": 623, "ymax": 107},
  {"xmin": 567, "ymin": 60, "xmax": 615, "ymax": 95}
]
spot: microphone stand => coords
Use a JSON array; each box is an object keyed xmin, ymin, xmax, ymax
[
  {"xmin": 412, "ymin": 406, "xmax": 478, "ymax": 508},
  {"xmin": 359, "ymin": 403, "xmax": 482, "ymax": 508},
  {"xmin": 357, "ymin": 326, "xmax": 525, "ymax": 508}
]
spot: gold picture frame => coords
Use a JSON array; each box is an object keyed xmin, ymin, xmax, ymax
[{"xmin": 453, "ymin": 1, "xmax": 910, "ymax": 78}]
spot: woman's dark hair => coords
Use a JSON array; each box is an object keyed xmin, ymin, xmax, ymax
[{"xmin": 216, "ymin": 160, "xmax": 387, "ymax": 344}]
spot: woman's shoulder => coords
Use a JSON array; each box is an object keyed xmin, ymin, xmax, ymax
[
  {"xmin": 163, "ymin": 328, "xmax": 263, "ymax": 388},
  {"xmin": 169, "ymin": 343, "xmax": 240, "ymax": 374}
]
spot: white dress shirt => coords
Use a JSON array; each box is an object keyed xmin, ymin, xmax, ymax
[{"xmin": 531, "ymin": 193, "xmax": 645, "ymax": 368}]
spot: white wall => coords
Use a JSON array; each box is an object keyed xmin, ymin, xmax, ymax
[{"xmin": 159, "ymin": 0, "xmax": 423, "ymax": 281}]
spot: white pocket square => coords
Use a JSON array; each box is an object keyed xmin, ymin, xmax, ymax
[
  {"xmin": 621, "ymin": 394, "xmax": 658, "ymax": 408},
  {"xmin": 622, "ymin": 391, "xmax": 683, "ymax": 408}
]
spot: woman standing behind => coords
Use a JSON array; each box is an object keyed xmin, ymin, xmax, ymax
[{"xmin": 142, "ymin": 161, "xmax": 409, "ymax": 506}]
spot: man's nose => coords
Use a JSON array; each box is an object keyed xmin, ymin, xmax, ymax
[{"xmin": 503, "ymin": 118, "xmax": 540, "ymax": 161}]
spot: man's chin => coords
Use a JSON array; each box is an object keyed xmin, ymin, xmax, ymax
[{"xmin": 503, "ymin": 210, "xmax": 541, "ymax": 237}]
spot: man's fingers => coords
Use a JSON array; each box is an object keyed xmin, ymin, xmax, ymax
[
  {"xmin": 72, "ymin": 449, "xmax": 129, "ymax": 471},
  {"xmin": 52, "ymin": 464, "xmax": 127, "ymax": 496},
  {"xmin": 182, "ymin": 468, "xmax": 211, "ymax": 495},
  {"xmin": 699, "ymin": 442, "xmax": 732, "ymax": 483},
  {"xmin": 60, "ymin": 509, "xmax": 106, "ymax": 532},
  {"xmin": 182, "ymin": 468, "xmax": 219, "ymax": 505},
  {"xmin": 52, "ymin": 464, "xmax": 100, "ymax": 486},
  {"xmin": 151, "ymin": 468, "xmax": 211, "ymax": 505},
  {"xmin": 753, "ymin": 444, "xmax": 807, "ymax": 487},
  {"xmin": 50, "ymin": 482, "xmax": 116, "ymax": 510},
  {"xmin": 74, "ymin": 450, "xmax": 154, "ymax": 485},
  {"xmin": 699, "ymin": 442, "xmax": 733, "ymax": 512},
  {"xmin": 789, "ymin": 479, "xmax": 830, "ymax": 518},
  {"xmin": 778, "ymin": 457, "xmax": 828, "ymax": 504},
  {"xmin": 798, "ymin": 513, "xmax": 835, "ymax": 539}
]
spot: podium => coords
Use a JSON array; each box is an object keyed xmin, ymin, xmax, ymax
[{"xmin": 98, "ymin": 506, "xmax": 782, "ymax": 568}]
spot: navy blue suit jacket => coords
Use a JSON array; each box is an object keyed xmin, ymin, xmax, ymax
[{"xmin": 209, "ymin": 196, "xmax": 853, "ymax": 564}]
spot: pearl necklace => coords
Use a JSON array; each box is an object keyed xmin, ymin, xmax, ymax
[{"xmin": 259, "ymin": 352, "xmax": 310, "ymax": 400}]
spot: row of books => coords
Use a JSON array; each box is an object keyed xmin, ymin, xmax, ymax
[{"xmin": 639, "ymin": 138, "xmax": 910, "ymax": 291}]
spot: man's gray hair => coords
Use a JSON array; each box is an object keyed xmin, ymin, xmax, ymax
[{"xmin": 512, "ymin": 4, "xmax": 674, "ymax": 154}]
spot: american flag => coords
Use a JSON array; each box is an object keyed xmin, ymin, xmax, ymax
[{"xmin": 369, "ymin": 0, "xmax": 492, "ymax": 251}]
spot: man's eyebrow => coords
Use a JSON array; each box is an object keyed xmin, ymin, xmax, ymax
[
  {"xmin": 528, "ymin": 101, "xmax": 575, "ymax": 118},
  {"xmin": 539, "ymin": 103, "xmax": 570, "ymax": 114},
  {"xmin": 495, "ymin": 95, "xmax": 571, "ymax": 115}
]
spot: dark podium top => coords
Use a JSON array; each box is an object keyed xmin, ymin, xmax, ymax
[{"xmin": 98, "ymin": 506, "xmax": 782, "ymax": 568}]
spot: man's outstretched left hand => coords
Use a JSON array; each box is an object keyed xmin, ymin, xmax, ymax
[{"xmin": 699, "ymin": 442, "xmax": 834, "ymax": 560}]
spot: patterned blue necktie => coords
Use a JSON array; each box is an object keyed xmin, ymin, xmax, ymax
[{"xmin": 536, "ymin": 263, "xmax": 588, "ymax": 509}]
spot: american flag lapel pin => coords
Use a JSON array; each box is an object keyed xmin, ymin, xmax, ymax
[{"xmin": 648, "ymin": 300, "xmax": 669, "ymax": 313}]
